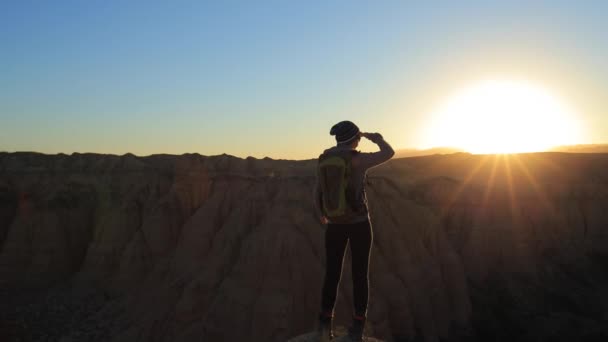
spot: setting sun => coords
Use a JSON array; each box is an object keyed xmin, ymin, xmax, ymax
[{"xmin": 422, "ymin": 80, "xmax": 583, "ymax": 154}]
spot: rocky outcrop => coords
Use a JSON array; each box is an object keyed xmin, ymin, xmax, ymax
[
  {"xmin": 288, "ymin": 330, "xmax": 385, "ymax": 342},
  {"xmin": 1, "ymin": 151, "xmax": 608, "ymax": 341}
]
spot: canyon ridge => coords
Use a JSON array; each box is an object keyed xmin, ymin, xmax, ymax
[{"xmin": 1, "ymin": 151, "xmax": 608, "ymax": 341}]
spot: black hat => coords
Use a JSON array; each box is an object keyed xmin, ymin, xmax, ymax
[{"xmin": 330, "ymin": 121, "xmax": 360, "ymax": 143}]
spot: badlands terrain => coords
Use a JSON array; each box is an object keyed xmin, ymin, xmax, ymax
[{"xmin": 1, "ymin": 151, "xmax": 608, "ymax": 341}]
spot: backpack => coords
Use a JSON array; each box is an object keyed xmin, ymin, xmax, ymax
[{"xmin": 317, "ymin": 149, "xmax": 358, "ymax": 222}]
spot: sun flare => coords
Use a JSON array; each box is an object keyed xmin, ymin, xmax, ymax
[{"xmin": 422, "ymin": 80, "xmax": 583, "ymax": 154}]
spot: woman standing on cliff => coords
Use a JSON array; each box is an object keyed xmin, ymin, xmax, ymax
[{"xmin": 314, "ymin": 120, "xmax": 395, "ymax": 341}]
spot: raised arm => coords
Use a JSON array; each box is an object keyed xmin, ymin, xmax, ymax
[{"xmin": 356, "ymin": 133, "xmax": 395, "ymax": 170}]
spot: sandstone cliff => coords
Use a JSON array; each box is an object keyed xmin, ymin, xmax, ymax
[{"xmin": 1, "ymin": 151, "xmax": 608, "ymax": 341}]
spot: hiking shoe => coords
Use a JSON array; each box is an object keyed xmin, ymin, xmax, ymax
[
  {"xmin": 317, "ymin": 313, "xmax": 334, "ymax": 341},
  {"xmin": 347, "ymin": 315, "xmax": 366, "ymax": 341}
]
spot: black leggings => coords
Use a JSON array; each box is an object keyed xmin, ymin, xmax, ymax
[{"xmin": 321, "ymin": 219, "xmax": 373, "ymax": 317}]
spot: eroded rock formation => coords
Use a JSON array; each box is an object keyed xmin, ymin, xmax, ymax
[{"xmin": 1, "ymin": 151, "xmax": 608, "ymax": 341}]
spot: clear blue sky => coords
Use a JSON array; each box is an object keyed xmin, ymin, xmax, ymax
[{"xmin": 2, "ymin": 1, "xmax": 607, "ymax": 159}]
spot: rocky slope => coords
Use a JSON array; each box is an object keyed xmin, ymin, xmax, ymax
[{"xmin": 1, "ymin": 151, "xmax": 608, "ymax": 341}]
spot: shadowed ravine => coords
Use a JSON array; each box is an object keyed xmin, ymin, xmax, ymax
[{"xmin": 1, "ymin": 151, "xmax": 608, "ymax": 341}]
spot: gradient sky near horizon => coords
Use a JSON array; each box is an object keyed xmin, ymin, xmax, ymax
[{"xmin": 1, "ymin": 1, "xmax": 607, "ymax": 159}]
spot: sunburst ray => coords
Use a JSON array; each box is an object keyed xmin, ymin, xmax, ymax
[{"xmin": 440, "ymin": 154, "xmax": 491, "ymax": 217}]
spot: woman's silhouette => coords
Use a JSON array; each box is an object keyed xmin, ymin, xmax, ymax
[{"xmin": 314, "ymin": 120, "xmax": 394, "ymax": 341}]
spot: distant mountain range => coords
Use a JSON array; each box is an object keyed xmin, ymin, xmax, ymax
[
  {"xmin": 548, "ymin": 144, "xmax": 608, "ymax": 153},
  {"xmin": 394, "ymin": 144, "xmax": 608, "ymax": 158},
  {"xmin": 394, "ymin": 147, "xmax": 466, "ymax": 158}
]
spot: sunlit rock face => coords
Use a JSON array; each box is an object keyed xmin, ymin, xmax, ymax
[{"xmin": 1, "ymin": 151, "xmax": 608, "ymax": 342}]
